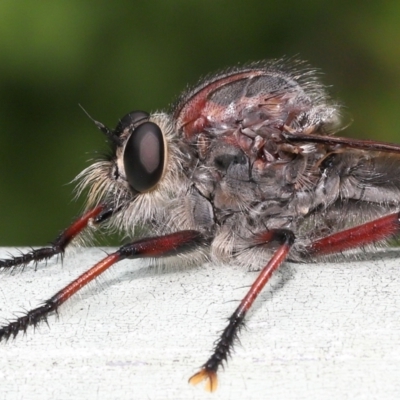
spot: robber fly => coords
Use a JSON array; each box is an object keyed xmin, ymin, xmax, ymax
[{"xmin": 1, "ymin": 58, "xmax": 400, "ymax": 392}]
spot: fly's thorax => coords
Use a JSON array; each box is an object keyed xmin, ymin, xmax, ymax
[{"xmin": 187, "ymin": 135, "xmax": 329, "ymax": 218}]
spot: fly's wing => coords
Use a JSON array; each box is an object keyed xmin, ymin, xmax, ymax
[{"xmin": 174, "ymin": 59, "xmax": 400, "ymax": 156}]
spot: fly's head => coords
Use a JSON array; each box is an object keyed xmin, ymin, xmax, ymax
[{"xmin": 76, "ymin": 110, "xmax": 188, "ymax": 234}]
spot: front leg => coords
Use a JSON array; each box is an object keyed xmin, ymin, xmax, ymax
[
  {"xmin": 0, "ymin": 230, "xmax": 205, "ymax": 341},
  {"xmin": 0, "ymin": 204, "xmax": 119, "ymax": 271}
]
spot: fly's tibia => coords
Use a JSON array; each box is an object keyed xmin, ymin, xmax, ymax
[{"xmin": 0, "ymin": 300, "xmax": 57, "ymax": 342}]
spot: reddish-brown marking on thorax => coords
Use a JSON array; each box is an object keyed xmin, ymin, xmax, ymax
[{"xmin": 175, "ymin": 70, "xmax": 265, "ymax": 138}]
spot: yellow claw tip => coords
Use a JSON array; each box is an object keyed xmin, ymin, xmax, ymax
[{"xmin": 189, "ymin": 368, "xmax": 218, "ymax": 392}]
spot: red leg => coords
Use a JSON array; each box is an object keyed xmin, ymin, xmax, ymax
[
  {"xmin": 0, "ymin": 203, "xmax": 118, "ymax": 271},
  {"xmin": 189, "ymin": 229, "xmax": 294, "ymax": 392},
  {"xmin": 0, "ymin": 230, "xmax": 204, "ymax": 341},
  {"xmin": 191, "ymin": 212, "xmax": 400, "ymax": 391},
  {"xmin": 307, "ymin": 212, "xmax": 400, "ymax": 256}
]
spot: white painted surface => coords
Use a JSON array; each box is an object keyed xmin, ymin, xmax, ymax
[{"xmin": 0, "ymin": 247, "xmax": 399, "ymax": 400}]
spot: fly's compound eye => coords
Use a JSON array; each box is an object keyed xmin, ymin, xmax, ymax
[
  {"xmin": 115, "ymin": 111, "xmax": 150, "ymax": 136},
  {"xmin": 123, "ymin": 122, "xmax": 165, "ymax": 193}
]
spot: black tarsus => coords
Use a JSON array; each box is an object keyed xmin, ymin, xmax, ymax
[
  {"xmin": 0, "ymin": 301, "xmax": 56, "ymax": 342},
  {"xmin": 0, "ymin": 246, "xmax": 63, "ymax": 272},
  {"xmin": 0, "ymin": 204, "xmax": 117, "ymax": 272},
  {"xmin": 204, "ymin": 314, "xmax": 245, "ymax": 373},
  {"xmin": 0, "ymin": 230, "xmax": 205, "ymax": 343}
]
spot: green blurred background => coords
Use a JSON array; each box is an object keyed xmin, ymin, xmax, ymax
[{"xmin": 0, "ymin": 1, "xmax": 400, "ymax": 245}]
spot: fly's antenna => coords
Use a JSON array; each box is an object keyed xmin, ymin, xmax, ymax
[{"xmin": 79, "ymin": 104, "xmax": 122, "ymax": 147}]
